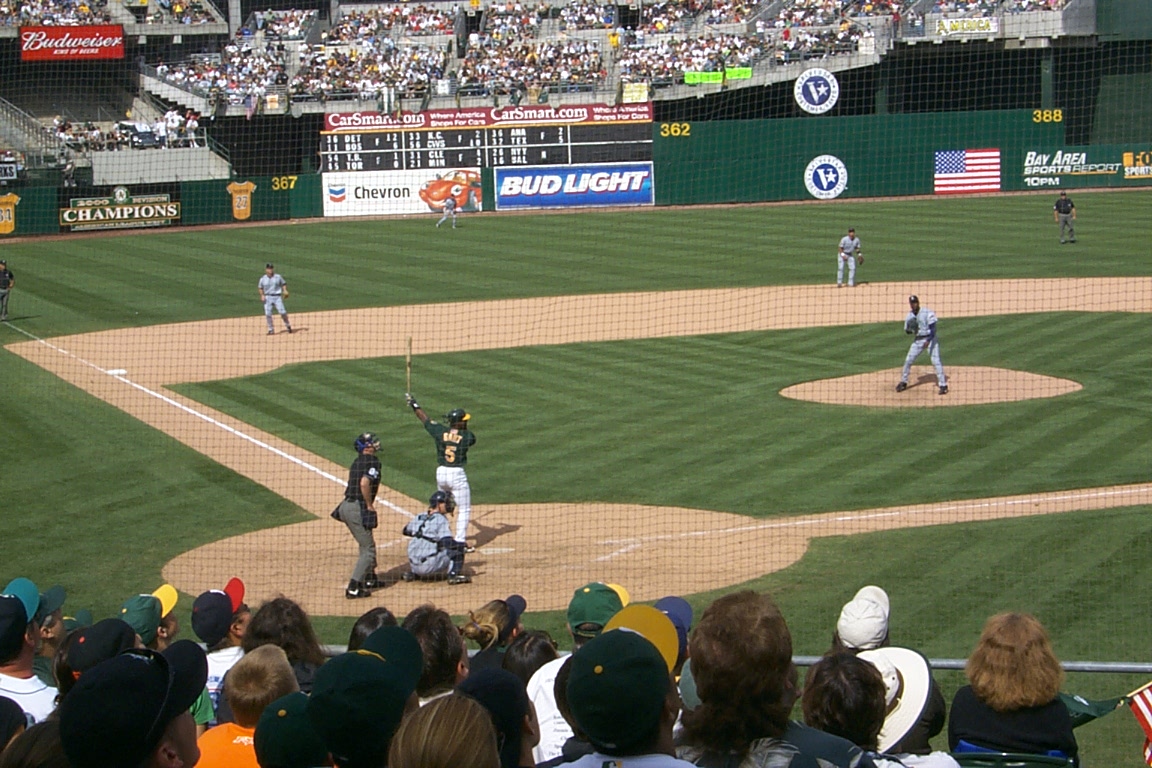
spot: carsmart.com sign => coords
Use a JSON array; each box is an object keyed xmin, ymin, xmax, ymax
[{"xmin": 495, "ymin": 163, "xmax": 654, "ymax": 210}]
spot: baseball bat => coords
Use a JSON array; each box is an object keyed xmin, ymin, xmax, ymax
[{"xmin": 405, "ymin": 336, "xmax": 412, "ymax": 394}]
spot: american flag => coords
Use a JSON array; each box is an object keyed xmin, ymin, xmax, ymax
[
  {"xmin": 1130, "ymin": 684, "xmax": 1152, "ymax": 767},
  {"xmin": 933, "ymin": 148, "xmax": 1001, "ymax": 194}
]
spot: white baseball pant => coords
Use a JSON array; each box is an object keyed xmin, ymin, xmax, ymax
[{"xmin": 436, "ymin": 465, "xmax": 471, "ymax": 543}]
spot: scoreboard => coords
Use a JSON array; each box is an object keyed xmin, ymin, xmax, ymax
[{"xmin": 320, "ymin": 103, "xmax": 653, "ymax": 172}]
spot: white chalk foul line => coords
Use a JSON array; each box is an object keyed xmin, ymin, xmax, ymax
[{"xmin": 4, "ymin": 323, "xmax": 413, "ymax": 517}]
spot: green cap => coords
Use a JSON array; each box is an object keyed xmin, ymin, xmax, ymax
[
  {"xmin": 255, "ymin": 692, "xmax": 331, "ymax": 768},
  {"xmin": 567, "ymin": 583, "xmax": 624, "ymax": 639},
  {"xmin": 63, "ymin": 608, "xmax": 94, "ymax": 633},
  {"xmin": 359, "ymin": 626, "xmax": 424, "ymax": 694},
  {"xmin": 120, "ymin": 594, "xmax": 162, "ymax": 646},
  {"xmin": 566, "ymin": 629, "xmax": 671, "ymax": 753},
  {"xmin": 306, "ymin": 650, "xmax": 416, "ymax": 768}
]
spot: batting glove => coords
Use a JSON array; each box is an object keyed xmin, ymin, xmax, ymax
[{"xmin": 407, "ymin": 395, "xmax": 420, "ymax": 410}]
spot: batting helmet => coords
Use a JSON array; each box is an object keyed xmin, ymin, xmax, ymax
[
  {"xmin": 354, "ymin": 432, "xmax": 380, "ymax": 452},
  {"xmin": 445, "ymin": 408, "xmax": 470, "ymax": 424},
  {"xmin": 429, "ymin": 490, "xmax": 456, "ymax": 513}
]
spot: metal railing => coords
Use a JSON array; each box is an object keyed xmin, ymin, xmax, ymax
[{"xmin": 0, "ymin": 95, "xmax": 70, "ymax": 169}]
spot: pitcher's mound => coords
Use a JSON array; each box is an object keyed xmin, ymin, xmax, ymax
[{"xmin": 781, "ymin": 366, "xmax": 1082, "ymax": 407}]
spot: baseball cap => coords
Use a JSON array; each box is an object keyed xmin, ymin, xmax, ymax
[
  {"xmin": 567, "ymin": 583, "xmax": 624, "ymax": 639},
  {"xmin": 0, "ymin": 696, "xmax": 23, "ymax": 752},
  {"xmin": 58, "ymin": 640, "xmax": 209, "ymax": 768},
  {"xmin": 1060, "ymin": 190, "xmax": 1067, "ymax": 195},
  {"xmin": 66, "ymin": 619, "xmax": 138, "ymax": 679},
  {"xmin": 2, "ymin": 578, "xmax": 41, "ymax": 626},
  {"xmin": 36, "ymin": 585, "xmax": 67, "ymax": 624},
  {"xmin": 152, "ymin": 585, "xmax": 178, "ymax": 618},
  {"xmin": 255, "ymin": 692, "xmax": 331, "ymax": 768},
  {"xmin": 63, "ymin": 608, "xmax": 94, "ymax": 633},
  {"xmin": 678, "ymin": 658, "xmax": 701, "ymax": 710},
  {"xmin": 307, "ymin": 650, "xmax": 419, "ymax": 768},
  {"xmin": 266, "ymin": 262, "xmax": 275, "ymax": 268},
  {"xmin": 654, "ymin": 596, "xmax": 693, "ymax": 667},
  {"xmin": 0, "ymin": 596, "xmax": 29, "ymax": 661},
  {"xmin": 566, "ymin": 628, "xmax": 672, "ymax": 754},
  {"xmin": 858, "ymin": 647, "xmax": 932, "ymax": 753},
  {"xmin": 837, "ymin": 585, "xmax": 890, "ymax": 650},
  {"xmin": 191, "ymin": 578, "xmax": 245, "ymax": 647},
  {"xmin": 603, "ymin": 604, "xmax": 679, "ymax": 673},
  {"xmin": 908, "ymin": 295, "xmax": 919, "ymax": 304},
  {"xmin": 358, "ymin": 625, "xmax": 424, "ymax": 694},
  {"xmin": 457, "ymin": 668, "xmax": 530, "ymax": 768},
  {"xmin": 119, "ymin": 594, "xmax": 162, "ymax": 646},
  {"xmin": 500, "ymin": 595, "xmax": 527, "ymax": 644}
]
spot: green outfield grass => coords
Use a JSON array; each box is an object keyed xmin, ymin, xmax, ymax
[{"xmin": 3, "ymin": 192, "xmax": 1151, "ymax": 766}]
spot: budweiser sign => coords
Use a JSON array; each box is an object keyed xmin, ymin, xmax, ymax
[
  {"xmin": 20, "ymin": 25, "xmax": 125, "ymax": 61},
  {"xmin": 324, "ymin": 103, "xmax": 653, "ymax": 133}
]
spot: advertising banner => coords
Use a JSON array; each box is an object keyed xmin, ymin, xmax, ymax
[
  {"xmin": 322, "ymin": 169, "xmax": 482, "ymax": 217},
  {"xmin": 19, "ymin": 25, "xmax": 125, "ymax": 61},
  {"xmin": 934, "ymin": 16, "xmax": 999, "ymax": 36},
  {"xmin": 324, "ymin": 103, "xmax": 652, "ymax": 133},
  {"xmin": 1020, "ymin": 146, "xmax": 1152, "ymax": 188},
  {"xmin": 683, "ymin": 69, "xmax": 752, "ymax": 84},
  {"xmin": 494, "ymin": 163, "xmax": 654, "ymax": 210},
  {"xmin": 59, "ymin": 185, "xmax": 180, "ymax": 232}
]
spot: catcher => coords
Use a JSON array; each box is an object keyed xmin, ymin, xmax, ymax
[
  {"xmin": 401, "ymin": 490, "xmax": 470, "ymax": 584},
  {"xmin": 836, "ymin": 227, "xmax": 862, "ymax": 288},
  {"xmin": 896, "ymin": 295, "xmax": 948, "ymax": 395}
]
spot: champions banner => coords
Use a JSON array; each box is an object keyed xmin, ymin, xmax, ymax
[
  {"xmin": 20, "ymin": 25, "xmax": 125, "ymax": 60},
  {"xmin": 495, "ymin": 163, "xmax": 654, "ymax": 210},
  {"xmin": 324, "ymin": 103, "xmax": 652, "ymax": 133}
]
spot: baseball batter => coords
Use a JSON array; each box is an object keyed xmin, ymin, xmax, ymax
[
  {"xmin": 0, "ymin": 259, "xmax": 13, "ymax": 321},
  {"xmin": 837, "ymin": 228, "xmax": 861, "ymax": 288},
  {"xmin": 436, "ymin": 196, "xmax": 457, "ymax": 229},
  {"xmin": 257, "ymin": 263, "xmax": 292, "ymax": 335},
  {"xmin": 406, "ymin": 394, "xmax": 476, "ymax": 547},
  {"xmin": 401, "ymin": 490, "xmax": 470, "ymax": 584},
  {"xmin": 896, "ymin": 295, "xmax": 948, "ymax": 395},
  {"xmin": 1053, "ymin": 191, "xmax": 1076, "ymax": 244}
]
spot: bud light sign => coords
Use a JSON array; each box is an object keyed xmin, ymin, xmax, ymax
[{"xmin": 495, "ymin": 163, "xmax": 654, "ymax": 210}]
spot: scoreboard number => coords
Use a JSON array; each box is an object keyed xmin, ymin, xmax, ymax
[{"xmin": 659, "ymin": 122, "xmax": 691, "ymax": 137}]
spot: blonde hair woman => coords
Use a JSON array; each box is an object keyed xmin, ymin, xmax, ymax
[
  {"xmin": 461, "ymin": 595, "xmax": 526, "ymax": 673},
  {"xmin": 388, "ymin": 693, "xmax": 501, "ymax": 768},
  {"xmin": 947, "ymin": 613, "xmax": 1077, "ymax": 762}
]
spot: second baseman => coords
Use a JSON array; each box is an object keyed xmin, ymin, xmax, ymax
[
  {"xmin": 837, "ymin": 227, "xmax": 861, "ymax": 288},
  {"xmin": 258, "ymin": 263, "xmax": 292, "ymax": 335},
  {"xmin": 897, "ymin": 295, "xmax": 947, "ymax": 395},
  {"xmin": 407, "ymin": 394, "xmax": 476, "ymax": 546}
]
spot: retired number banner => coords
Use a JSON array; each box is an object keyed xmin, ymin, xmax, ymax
[{"xmin": 20, "ymin": 25, "xmax": 125, "ymax": 61}]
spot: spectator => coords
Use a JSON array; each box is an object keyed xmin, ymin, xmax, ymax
[
  {"xmin": 347, "ymin": 607, "xmax": 397, "ymax": 652},
  {"xmin": 29, "ymin": 585, "xmax": 65, "ymax": 689},
  {"xmin": 677, "ymin": 590, "xmax": 813, "ymax": 768},
  {"xmin": 57, "ymin": 619, "xmax": 137, "ymax": 701},
  {"xmin": 858, "ymin": 649, "xmax": 960, "ymax": 768},
  {"xmin": 463, "ymin": 595, "xmax": 527, "ymax": 673},
  {"xmin": 0, "ymin": 580, "xmax": 58, "ymax": 724},
  {"xmin": 948, "ymin": 613, "xmax": 1077, "ymax": 761},
  {"xmin": 502, "ymin": 630, "xmax": 558, "ymax": 687},
  {"xmin": 830, "ymin": 587, "xmax": 945, "ymax": 755},
  {"xmin": 403, "ymin": 604, "xmax": 469, "ymax": 704},
  {"xmin": 654, "ymin": 596, "xmax": 693, "ymax": 677},
  {"xmin": 0, "ymin": 719, "xmax": 68, "ymax": 768},
  {"xmin": 564, "ymin": 629, "xmax": 690, "ymax": 768},
  {"xmin": 119, "ymin": 585, "xmax": 179, "ymax": 650},
  {"xmin": 458, "ymin": 668, "xmax": 541, "ymax": 768},
  {"xmin": 306, "ymin": 626, "xmax": 424, "ymax": 768},
  {"xmin": 254, "ymin": 691, "xmax": 333, "ymax": 768},
  {"xmin": 0, "ymin": 696, "xmax": 24, "ymax": 752},
  {"xmin": 191, "ymin": 578, "xmax": 251, "ymax": 715},
  {"xmin": 197, "ymin": 645, "xmax": 300, "ymax": 768},
  {"xmin": 388, "ymin": 693, "xmax": 501, "ymax": 768},
  {"xmin": 529, "ymin": 582, "xmax": 627, "ymax": 764},
  {"xmin": 57, "ymin": 640, "xmax": 208, "ymax": 768}
]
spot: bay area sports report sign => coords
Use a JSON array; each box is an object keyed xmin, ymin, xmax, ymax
[
  {"xmin": 319, "ymin": 103, "xmax": 653, "ymax": 172},
  {"xmin": 19, "ymin": 25, "xmax": 125, "ymax": 60}
]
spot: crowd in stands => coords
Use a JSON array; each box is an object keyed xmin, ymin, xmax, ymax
[
  {"xmin": 617, "ymin": 34, "xmax": 764, "ymax": 84},
  {"xmin": 640, "ymin": 0, "xmax": 695, "ymax": 34},
  {"xmin": 559, "ymin": 0, "xmax": 614, "ymax": 31},
  {"xmin": 48, "ymin": 110, "xmax": 203, "ymax": 152},
  {"xmin": 457, "ymin": 31, "xmax": 605, "ymax": 95},
  {"xmin": 703, "ymin": 0, "xmax": 754, "ymax": 26},
  {"xmin": 0, "ymin": 0, "xmax": 109, "ymax": 26},
  {"xmin": 0, "ymin": 574, "xmax": 1094, "ymax": 768},
  {"xmin": 322, "ymin": 2, "xmax": 455, "ymax": 39},
  {"xmin": 249, "ymin": 8, "xmax": 317, "ymax": 38},
  {"xmin": 154, "ymin": 42, "xmax": 288, "ymax": 104},
  {"xmin": 291, "ymin": 41, "xmax": 447, "ymax": 99}
]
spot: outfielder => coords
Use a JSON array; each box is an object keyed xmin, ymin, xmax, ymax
[
  {"xmin": 436, "ymin": 196, "xmax": 457, "ymax": 229},
  {"xmin": 258, "ymin": 263, "xmax": 293, "ymax": 335},
  {"xmin": 401, "ymin": 490, "xmax": 470, "ymax": 584},
  {"xmin": 896, "ymin": 295, "xmax": 947, "ymax": 395},
  {"xmin": 407, "ymin": 394, "xmax": 476, "ymax": 547},
  {"xmin": 837, "ymin": 228, "xmax": 861, "ymax": 288}
]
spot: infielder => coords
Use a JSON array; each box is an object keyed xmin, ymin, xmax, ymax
[
  {"xmin": 897, "ymin": 295, "xmax": 947, "ymax": 395},
  {"xmin": 837, "ymin": 228, "xmax": 861, "ymax": 288},
  {"xmin": 401, "ymin": 490, "xmax": 470, "ymax": 584},
  {"xmin": 258, "ymin": 263, "xmax": 293, "ymax": 335},
  {"xmin": 407, "ymin": 394, "xmax": 476, "ymax": 547},
  {"xmin": 0, "ymin": 259, "xmax": 13, "ymax": 321},
  {"xmin": 436, "ymin": 196, "xmax": 457, "ymax": 229},
  {"xmin": 1053, "ymin": 191, "xmax": 1076, "ymax": 244}
]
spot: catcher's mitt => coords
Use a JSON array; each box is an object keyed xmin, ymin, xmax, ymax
[{"xmin": 856, "ymin": 255, "xmax": 863, "ymax": 265}]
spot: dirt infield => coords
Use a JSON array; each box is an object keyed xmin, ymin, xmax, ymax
[{"xmin": 7, "ymin": 277, "xmax": 1152, "ymax": 616}]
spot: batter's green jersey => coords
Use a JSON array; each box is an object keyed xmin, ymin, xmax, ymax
[{"xmin": 425, "ymin": 420, "xmax": 476, "ymax": 467}]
